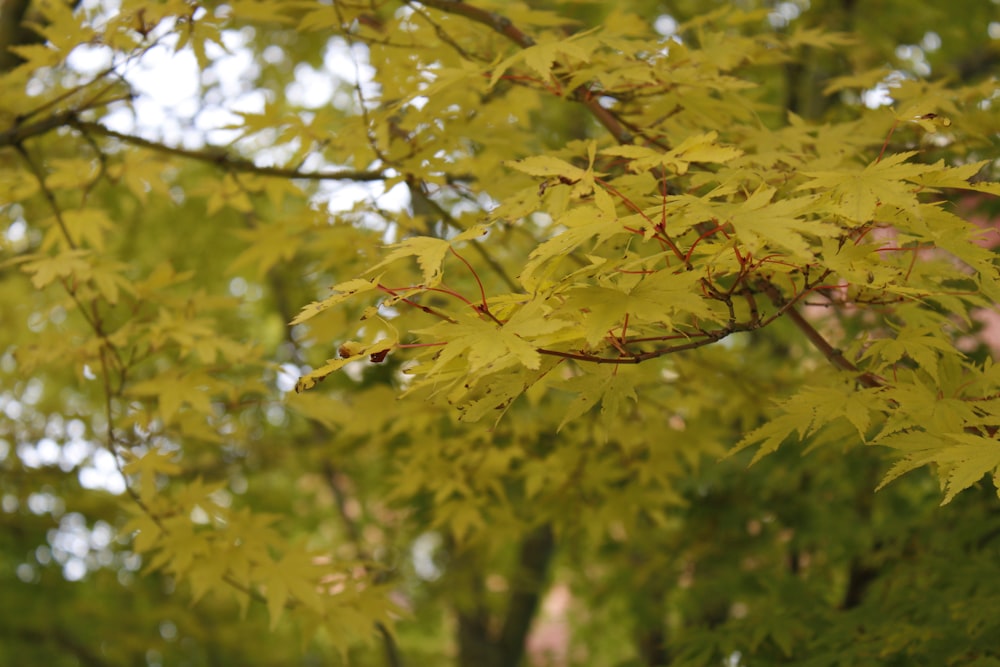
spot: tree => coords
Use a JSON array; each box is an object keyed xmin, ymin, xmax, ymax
[{"xmin": 1, "ymin": 0, "xmax": 999, "ymax": 665}]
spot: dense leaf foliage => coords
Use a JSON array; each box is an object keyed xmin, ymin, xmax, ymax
[{"xmin": 1, "ymin": 0, "xmax": 999, "ymax": 665}]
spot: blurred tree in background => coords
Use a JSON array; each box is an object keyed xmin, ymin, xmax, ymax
[{"xmin": 1, "ymin": 1, "xmax": 999, "ymax": 665}]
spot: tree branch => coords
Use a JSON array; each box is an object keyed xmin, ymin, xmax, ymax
[
  {"xmin": 0, "ymin": 109, "xmax": 80, "ymax": 148},
  {"xmin": 1, "ymin": 113, "xmax": 390, "ymax": 182},
  {"xmin": 411, "ymin": 0, "xmax": 636, "ymax": 145},
  {"xmin": 452, "ymin": 524, "xmax": 555, "ymax": 667},
  {"xmin": 413, "ymin": 0, "xmax": 536, "ymax": 48},
  {"xmin": 763, "ymin": 285, "xmax": 884, "ymax": 389},
  {"xmin": 74, "ymin": 121, "xmax": 388, "ymax": 182},
  {"xmin": 783, "ymin": 307, "xmax": 879, "ymax": 384}
]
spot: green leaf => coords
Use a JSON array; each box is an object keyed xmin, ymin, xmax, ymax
[
  {"xmin": 562, "ymin": 269, "xmax": 715, "ymax": 346},
  {"xmin": 937, "ymin": 434, "xmax": 1000, "ymax": 505},
  {"xmin": 799, "ymin": 152, "xmax": 931, "ymax": 223},
  {"xmin": 876, "ymin": 432, "xmax": 1000, "ymax": 504},
  {"xmin": 723, "ymin": 187, "xmax": 834, "ymax": 257},
  {"xmin": 128, "ymin": 371, "xmax": 219, "ymax": 424},
  {"xmin": 519, "ymin": 205, "xmax": 624, "ymax": 291}
]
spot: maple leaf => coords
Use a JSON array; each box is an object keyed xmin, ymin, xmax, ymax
[
  {"xmin": 420, "ymin": 311, "xmax": 543, "ymax": 374},
  {"xmin": 722, "ymin": 186, "xmax": 835, "ymax": 257},
  {"xmin": 368, "ymin": 236, "xmax": 451, "ymax": 286},
  {"xmin": 557, "ymin": 365, "xmax": 640, "ymax": 433},
  {"xmin": 255, "ymin": 549, "xmax": 325, "ymax": 630},
  {"xmin": 122, "ymin": 448, "xmax": 183, "ymax": 505},
  {"xmin": 490, "ymin": 32, "xmax": 594, "ymax": 87},
  {"xmin": 505, "ymin": 155, "xmax": 589, "ymax": 181},
  {"xmin": 936, "ymin": 434, "xmax": 1000, "ymax": 505},
  {"xmin": 798, "ymin": 152, "xmax": 931, "ymax": 224},
  {"xmin": 290, "ymin": 276, "xmax": 382, "ymax": 326},
  {"xmin": 876, "ymin": 432, "xmax": 1000, "ymax": 504},
  {"xmin": 519, "ymin": 204, "xmax": 624, "ymax": 291},
  {"xmin": 563, "ymin": 270, "xmax": 715, "ymax": 346},
  {"xmin": 128, "ymin": 370, "xmax": 219, "ymax": 424},
  {"xmin": 230, "ymin": 223, "xmax": 303, "ymax": 278},
  {"xmin": 294, "ymin": 335, "xmax": 396, "ymax": 392},
  {"xmin": 602, "ymin": 131, "xmax": 741, "ymax": 175}
]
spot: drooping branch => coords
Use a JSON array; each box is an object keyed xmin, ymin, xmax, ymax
[
  {"xmin": 529, "ymin": 275, "xmax": 823, "ymax": 365},
  {"xmin": 390, "ymin": 1, "xmax": 900, "ymax": 389}
]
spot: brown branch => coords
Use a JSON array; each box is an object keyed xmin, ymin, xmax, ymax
[
  {"xmin": 1, "ymin": 113, "xmax": 390, "ymax": 183},
  {"xmin": 785, "ymin": 308, "xmax": 868, "ymax": 377},
  {"xmin": 574, "ymin": 90, "xmax": 634, "ymax": 144},
  {"xmin": 0, "ymin": 109, "xmax": 80, "ymax": 147},
  {"xmin": 453, "ymin": 525, "xmax": 555, "ymax": 667},
  {"xmin": 530, "ymin": 273, "xmax": 875, "ymax": 367},
  {"xmin": 323, "ymin": 461, "xmax": 365, "ymax": 549},
  {"xmin": 414, "ymin": 0, "xmax": 535, "ymax": 48},
  {"xmin": 73, "ymin": 121, "xmax": 388, "ymax": 182},
  {"xmin": 412, "ymin": 0, "xmax": 637, "ymax": 145},
  {"xmin": 759, "ymin": 280, "xmax": 884, "ymax": 388},
  {"xmin": 536, "ymin": 321, "xmax": 746, "ymax": 365}
]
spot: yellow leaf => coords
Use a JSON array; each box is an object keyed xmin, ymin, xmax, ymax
[
  {"xmin": 798, "ymin": 152, "xmax": 929, "ymax": 224},
  {"xmin": 294, "ymin": 336, "xmax": 396, "ymax": 392},
  {"xmin": 505, "ymin": 155, "xmax": 588, "ymax": 181},
  {"xmin": 122, "ymin": 448, "xmax": 183, "ymax": 505},
  {"xmin": 291, "ymin": 276, "xmax": 381, "ymax": 326},
  {"xmin": 128, "ymin": 371, "xmax": 219, "ymax": 424},
  {"xmin": 603, "ymin": 132, "xmax": 741, "ymax": 174},
  {"xmin": 368, "ymin": 236, "xmax": 451, "ymax": 285},
  {"xmin": 20, "ymin": 250, "xmax": 92, "ymax": 288}
]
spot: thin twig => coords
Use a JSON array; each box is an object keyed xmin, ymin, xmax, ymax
[{"xmin": 13, "ymin": 144, "xmax": 77, "ymax": 249}]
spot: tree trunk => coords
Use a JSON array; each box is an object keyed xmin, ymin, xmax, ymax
[{"xmin": 456, "ymin": 524, "xmax": 555, "ymax": 667}]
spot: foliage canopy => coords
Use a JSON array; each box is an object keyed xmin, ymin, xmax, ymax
[{"xmin": 1, "ymin": 0, "xmax": 999, "ymax": 665}]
